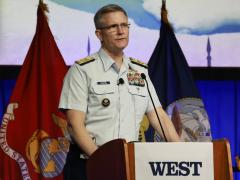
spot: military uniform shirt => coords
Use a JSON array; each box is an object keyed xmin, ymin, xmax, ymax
[{"xmin": 59, "ymin": 48, "xmax": 161, "ymax": 146}]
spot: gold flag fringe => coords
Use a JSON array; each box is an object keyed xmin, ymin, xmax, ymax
[
  {"xmin": 39, "ymin": 0, "xmax": 49, "ymax": 21},
  {"xmin": 161, "ymin": 0, "xmax": 173, "ymax": 30},
  {"xmin": 236, "ymin": 156, "xmax": 240, "ymax": 170}
]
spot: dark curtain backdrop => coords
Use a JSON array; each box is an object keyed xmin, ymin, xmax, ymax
[
  {"xmin": 1, "ymin": 79, "xmax": 240, "ymax": 179},
  {"xmin": 0, "ymin": 80, "xmax": 16, "ymax": 118},
  {"xmin": 196, "ymin": 80, "xmax": 240, "ymax": 180}
]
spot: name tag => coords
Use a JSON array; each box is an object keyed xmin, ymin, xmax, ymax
[{"xmin": 97, "ymin": 81, "xmax": 110, "ymax": 85}]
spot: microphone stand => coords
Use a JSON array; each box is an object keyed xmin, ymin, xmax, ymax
[{"xmin": 141, "ymin": 73, "xmax": 168, "ymax": 142}]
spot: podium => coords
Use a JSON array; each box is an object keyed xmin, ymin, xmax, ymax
[{"xmin": 87, "ymin": 139, "xmax": 233, "ymax": 180}]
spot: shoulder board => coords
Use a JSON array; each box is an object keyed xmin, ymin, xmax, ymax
[
  {"xmin": 76, "ymin": 57, "xmax": 95, "ymax": 66},
  {"xmin": 130, "ymin": 57, "xmax": 148, "ymax": 69}
]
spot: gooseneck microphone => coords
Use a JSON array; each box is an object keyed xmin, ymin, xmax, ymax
[
  {"xmin": 117, "ymin": 78, "xmax": 125, "ymax": 85},
  {"xmin": 141, "ymin": 73, "xmax": 168, "ymax": 142}
]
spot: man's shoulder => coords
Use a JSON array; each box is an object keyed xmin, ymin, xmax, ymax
[
  {"xmin": 75, "ymin": 56, "xmax": 96, "ymax": 66},
  {"xmin": 129, "ymin": 57, "xmax": 148, "ymax": 69}
]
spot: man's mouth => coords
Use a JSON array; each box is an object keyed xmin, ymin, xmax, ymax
[{"xmin": 116, "ymin": 38, "xmax": 126, "ymax": 41}]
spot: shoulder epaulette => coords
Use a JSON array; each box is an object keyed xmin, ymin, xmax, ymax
[
  {"xmin": 130, "ymin": 57, "xmax": 148, "ymax": 69},
  {"xmin": 76, "ymin": 57, "xmax": 95, "ymax": 66}
]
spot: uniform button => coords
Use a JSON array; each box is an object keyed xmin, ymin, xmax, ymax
[{"xmin": 102, "ymin": 98, "xmax": 110, "ymax": 107}]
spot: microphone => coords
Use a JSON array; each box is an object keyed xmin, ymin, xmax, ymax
[
  {"xmin": 117, "ymin": 78, "xmax": 124, "ymax": 85},
  {"xmin": 141, "ymin": 73, "xmax": 168, "ymax": 142}
]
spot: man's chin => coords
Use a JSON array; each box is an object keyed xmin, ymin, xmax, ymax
[
  {"xmin": 116, "ymin": 46, "xmax": 127, "ymax": 52},
  {"xmin": 116, "ymin": 43, "xmax": 128, "ymax": 50}
]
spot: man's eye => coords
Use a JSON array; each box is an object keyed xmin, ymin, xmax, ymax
[
  {"xmin": 109, "ymin": 24, "xmax": 118, "ymax": 29},
  {"xmin": 121, "ymin": 23, "xmax": 128, "ymax": 27}
]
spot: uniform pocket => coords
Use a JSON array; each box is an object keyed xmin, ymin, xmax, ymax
[
  {"xmin": 128, "ymin": 85, "xmax": 147, "ymax": 97},
  {"xmin": 128, "ymin": 85, "xmax": 148, "ymax": 123},
  {"xmin": 88, "ymin": 81, "xmax": 116, "ymax": 117}
]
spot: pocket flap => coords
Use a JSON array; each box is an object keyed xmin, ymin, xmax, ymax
[
  {"xmin": 128, "ymin": 85, "xmax": 147, "ymax": 97},
  {"xmin": 92, "ymin": 81, "xmax": 115, "ymax": 95}
]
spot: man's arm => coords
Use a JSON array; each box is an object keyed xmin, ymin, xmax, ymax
[
  {"xmin": 66, "ymin": 109, "xmax": 98, "ymax": 156},
  {"xmin": 147, "ymin": 107, "xmax": 180, "ymax": 142}
]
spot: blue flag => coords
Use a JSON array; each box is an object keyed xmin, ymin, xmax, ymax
[{"xmin": 148, "ymin": 19, "xmax": 212, "ymax": 142}]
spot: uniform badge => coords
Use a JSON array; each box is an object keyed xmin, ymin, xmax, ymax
[
  {"xmin": 102, "ymin": 98, "xmax": 110, "ymax": 107},
  {"xmin": 127, "ymin": 69, "xmax": 145, "ymax": 87}
]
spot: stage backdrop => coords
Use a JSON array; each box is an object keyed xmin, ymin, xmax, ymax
[
  {"xmin": 1, "ymin": 0, "xmax": 240, "ymax": 67},
  {"xmin": 1, "ymin": 0, "xmax": 240, "ymax": 179}
]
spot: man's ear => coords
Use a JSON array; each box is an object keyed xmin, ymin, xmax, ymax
[{"xmin": 95, "ymin": 30, "xmax": 103, "ymax": 42}]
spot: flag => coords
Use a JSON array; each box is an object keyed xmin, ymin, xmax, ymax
[
  {"xmin": 0, "ymin": 1, "xmax": 69, "ymax": 179},
  {"xmin": 147, "ymin": 2, "xmax": 212, "ymax": 142}
]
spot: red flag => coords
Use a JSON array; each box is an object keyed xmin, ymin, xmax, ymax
[{"xmin": 0, "ymin": 1, "xmax": 68, "ymax": 179}]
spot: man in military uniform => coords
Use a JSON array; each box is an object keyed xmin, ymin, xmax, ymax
[{"xmin": 59, "ymin": 4, "xmax": 180, "ymax": 180}]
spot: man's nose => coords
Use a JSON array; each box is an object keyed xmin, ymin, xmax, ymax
[{"xmin": 116, "ymin": 25, "xmax": 124, "ymax": 34}]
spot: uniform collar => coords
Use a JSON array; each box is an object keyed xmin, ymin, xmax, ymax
[
  {"xmin": 128, "ymin": 60, "xmax": 135, "ymax": 71},
  {"xmin": 98, "ymin": 48, "xmax": 130, "ymax": 72},
  {"xmin": 98, "ymin": 48, "xmax": 114, "ymax": 71}
]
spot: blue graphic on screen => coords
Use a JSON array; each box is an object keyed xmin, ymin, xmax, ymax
[
  {"xmin": 49, "ymin": 0, "xmax": 240, "ymax": 34},
  {"xmin": 0, "ymin": 0, "xmax": 240, "ymax": 66}
]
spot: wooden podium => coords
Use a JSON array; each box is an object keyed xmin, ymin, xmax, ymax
[{"xmin": 86, "ymin": 139, "xmax": 233, "ymax": 180}]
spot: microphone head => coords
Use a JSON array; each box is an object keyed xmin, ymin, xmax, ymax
[
  {"xmin": 140, "ymin": 73, "xmax": 146, "ymax": 80},
  {"xmin": 118, "ymin": 78, "xmax": 124, "ymax": 85}
]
